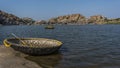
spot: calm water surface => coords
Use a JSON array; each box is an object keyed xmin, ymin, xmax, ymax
[{"xmin": 0, "ymin": 25, "xmax": 120, "ymax": 68}]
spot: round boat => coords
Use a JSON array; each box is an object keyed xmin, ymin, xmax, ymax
[{"xmin": 3, "ymin": 38, "xmax": 62, "ymax": 55}]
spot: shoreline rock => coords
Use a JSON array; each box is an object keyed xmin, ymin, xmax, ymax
[{"xmin": 0, "ymin": 45, "xmax": 41, "ymax": 68}]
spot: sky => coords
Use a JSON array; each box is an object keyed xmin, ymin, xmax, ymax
[{"xmin": 0, "ymin": 0, "xmax": 120, "ymax": 20}]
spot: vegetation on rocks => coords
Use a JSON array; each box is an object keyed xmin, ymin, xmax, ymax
[{"xmin": 105, "ymin": 18, "xmax": 120, "ymax": 24}]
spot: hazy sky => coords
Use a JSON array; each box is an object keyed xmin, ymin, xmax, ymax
[{"xmin": 0, "ymin": 0, "xmax": 120, "ymax": 20}]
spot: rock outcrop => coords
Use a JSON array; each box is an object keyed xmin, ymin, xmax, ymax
[
  {"xmin": 48, "ymin": 14, "xmax": 87, "ymax": 24},
  {"xmin": 0, "ymin": 10, "xmax": 22, "ymax": 25},
  {"xmin": 22, "ymin": 17, "xmax": 35, "ymax": 25},
  {"xmin": 88, "ymin": 15, "xmax": 107, "ymax": 24},
  {"xmin": 48, "ymin": 14, "xmax": 110, "ymax": 25},
  {"xmin": 0, "ymin": 10, "xmax": 35, "ymax": 25}
]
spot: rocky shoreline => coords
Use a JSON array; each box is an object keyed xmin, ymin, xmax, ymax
[
  {"xmin": 0, "ymin": 45, "xmax": 42, "ymax": 68},
  {"xmin": 0, "ymin": 10, "xmax": 120, "ymax": 25}
]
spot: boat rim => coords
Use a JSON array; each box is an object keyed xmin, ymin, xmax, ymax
[{"xmin": 3, "ymin": 38, "xmax": 63, "ymax": 48}]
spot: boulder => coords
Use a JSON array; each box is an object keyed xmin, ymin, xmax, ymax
[{"xmin": 0, "ymin": 45, "xmax": 41, "ymax": 68}]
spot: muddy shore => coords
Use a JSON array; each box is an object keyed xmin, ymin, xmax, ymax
[{"xmin": 0, "ymin": 45, "xmax": 42, "ymax": 68}]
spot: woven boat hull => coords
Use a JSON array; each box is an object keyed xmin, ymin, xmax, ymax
[
  {"xmin": 11, "ymin": 45, "xmax": 61, "ymax": 55},
  {"xmin": 3, "ymin": 38, "xmax": 62, "ymax": 55}
]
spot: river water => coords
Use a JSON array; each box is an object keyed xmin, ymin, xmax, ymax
[{"xmin": 0, "ymin": 25, "xmax": 120, "ymax": 68}]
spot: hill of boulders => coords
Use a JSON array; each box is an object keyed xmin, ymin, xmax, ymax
[{"xmin": 0, "ymin": 10, "xmax": 120, "ymax": 25}]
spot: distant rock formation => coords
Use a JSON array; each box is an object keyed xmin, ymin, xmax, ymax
[
  {"xmin": 106, "ymin": 18, "xmax": 120, "ymax": 24},
  {"xmin": 48, "ymin": 14, "xmax": 111, "ymax": 25},
  {"xmin": 0, "ymin": 10, "xmax": 120, "ymax": 25},
  {"xmin": 0, "ymin": 10, "xmax": 35, "ymax": 25},
  {"xmin": 88, "ymin": 15, "xmax": 107, "ymax": 24},
  {"xmin": 48, "ymin": 14, "xmax": 87, "ymax": 24},
  {"xmin": 0, "ymin": 10, "xmax": 22, "ymax": 25},
  {"xmin": 22, "ymin": 17, "xmax": 35, "ymax": 25},
  {"xmin": 34, "ymin": 20, "xmax": 46, "ymax": 25}
]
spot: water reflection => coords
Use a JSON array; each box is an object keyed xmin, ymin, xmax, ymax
[{"xmin": 25, "ymin": 52, "xmax": 63, "ymax": 68}]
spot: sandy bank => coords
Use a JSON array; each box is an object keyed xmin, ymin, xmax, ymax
[{"xmin": 0, "ymin": 45, "xmax": 42, "ymax": 68}]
